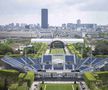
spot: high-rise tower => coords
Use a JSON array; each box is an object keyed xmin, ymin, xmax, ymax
[
  {"xmin": 41, "ymin": 9, "xmax": 48, "ymax": 29},
  {"xmin": 77, "ymin": 19, "xmax": 81, "ymax": 25}
]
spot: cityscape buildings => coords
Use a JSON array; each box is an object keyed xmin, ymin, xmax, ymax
[{"xmin": 0, "ymin": 8, "xmax": 108, "ymax": 39}]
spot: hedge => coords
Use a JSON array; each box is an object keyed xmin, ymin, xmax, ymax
[
  {"xmin": 0, "ymin": 54, "xmax": 21, "ymax": 58},
  {"xmin": 0, "ymin": 69, "xmax": 19, "ymax": 77},
  {"xmin": 67, "ymin": 44, "xmax": 82, "ymax": 58},
  {"xmin": 9, "ymin": 83, "xmax": 18, "ymax": 90},
  {"xmin": 24, "ymin": 71, "xmax": 34, "ymax": 87},
  {"xmin": 0, "ymin": 70, "xmax": 19, "ymax": 90},
  {"xmin": 95, "ymin": 55, "xmax": 108, "ymax": 58},
  {"xmin": 17, "ymin": 82, "xmax": 28, "ymax": 90},
  {"xmin": 83, "ymin": 72, "xmax": 97, "ymax": 90},
  {"xmin": 18, "ymin": 73, "xmax": 25, "ymax": 79},
  {"xmin": 0, "ymin": 70, "xmax": 34, "ymax": 90},
  {"xmin": 9, "ymin": 82, "xmax": 28, "ymax": 90},
  {"xmin": 0, "ymin": 81, "xmax": 4, "ymax": 90},
  {"xmin": 0, "ymin": 55, "xmax": 4, "ymax": 58},
  {"xmin": 84, "ymin": 72, "xmax": 96, "ymax": 81},
  {"xmin": 84, "ymin": 71, "xmax": 108, "ymax": 90}
]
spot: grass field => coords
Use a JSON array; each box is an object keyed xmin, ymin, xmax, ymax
[
  {"xmin": 50, "ymin": 48, "xmax": 65, "ymax": 54},
  {"xmin": 41, "ymin": 84, "xmax": 79, "ymax": 90}
]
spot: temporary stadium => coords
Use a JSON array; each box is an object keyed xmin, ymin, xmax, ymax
[{"xmin": 1, "ymin": 39, "xmax": 108, "ymax": 80}]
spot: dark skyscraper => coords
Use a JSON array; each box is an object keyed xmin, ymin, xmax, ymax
[
  {"xmin": 77, "ymin": 19, "xmax": 81, "ymax": 25},
  {"xmin": 41, "ymin": 9, "xmax": 48, "ymax": 29}
]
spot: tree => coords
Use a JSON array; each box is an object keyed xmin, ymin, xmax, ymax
[
  {"xmin": 0, "ymin": 43, "xmax": 13, "ymax": 55},
  {"xmin": 83, "ymin": 47, "xmax": 91, "ymax": 57},
  {"xmin": 42, "ymin": 80, "xmax": 44, "ymax": 84},
  {"xmin": 93, "ymin": 40, "xmax": 108, "ymax": 55},
  {"xmin": 23, "ymin": 47, "xmax": 34, "ymax": 54},
  {"xmin": 3, "ymin": 78, "xmax": 8, "ymax": 90},
  {"xmin": 40, "ymin": 87, "xmax": 43, "ymax": 90}
]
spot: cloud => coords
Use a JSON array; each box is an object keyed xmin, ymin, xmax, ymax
[
  {"xmin": 1, "ymin": 0, "xmax": 108, "ymax": 13},
  {"xmin": 0, "ymin": 0, "xmax": 68, "ymax": 16},
  {"xmin": 0, "ymin": 0, "xmax": 39, "ymax": 15},
  {"xmin": 79, "ymin": 0, "xmax": 108, "ymax": 11},
  {"xmin": 0, "ymin": 0, "xmax": 108, "ymax": 25},
  {"xmin": 64, "ymin": 0, "xmax": 87, "ymax": 6}
]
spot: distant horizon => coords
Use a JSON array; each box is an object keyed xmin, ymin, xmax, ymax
[{"xmin": 0, "ymin": 0, "xmax": 108, "ymax": 26}]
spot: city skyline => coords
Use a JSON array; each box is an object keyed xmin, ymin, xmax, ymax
[{"xmin": 0, "ymin": 0, "xmax": 108, "ymax": 26}]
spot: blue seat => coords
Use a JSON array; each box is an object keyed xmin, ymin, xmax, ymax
[
  {"xmin": 91, "ymin": 58, "xmax": 102, "ymax": 65},
  {"xmin": 21, "ymin": 57, "xmax": 33, "ymax": 64},
  {"xmin": 83, "ymin": 58, "xmax": 95, "ymax": 65},
  {"xmin": 32, "ymin": 58, "xmax": 41, "ymax": 64},
  {"xmin": 43, "ymin": 55, "xmax": 52, "ymax": 63},
  {"xmin": 53, "ymin": 64, "xmax": 63, "ymax": 70},
  {"xmin": 79, "ymin": 66, "xmax": 89, "ymax": 70},
  {"xmin": 65, "ymin": 55, "xmax": 74, "ymax": 64},
  {"xmin": 45, "ymin": 64, "xmax": 52, "ymax": 69},
  {"xmin": 65, "ymin": 64, "xmax": 72, "ymax": 69},
  {"xmin": 16, "ymin": 58, "xmax": 26, "ymax": 64},
  {"xmin": 1, "ymin": 56, "xmax": 25, "ymax": 70},
  {"xmin": 34, "ymin": 64, "xmax": 42, "ymax": 70}
]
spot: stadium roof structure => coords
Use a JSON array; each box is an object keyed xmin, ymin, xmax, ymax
[{"xmin": 31, "ymin": 38, "xmax": 84, "ymax": 44}]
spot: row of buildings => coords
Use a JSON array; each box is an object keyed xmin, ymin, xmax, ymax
[
  {"xmin": 0, "ymin": 8, "xmax": 101, "ymax": 31},
  {"xmin": 0, "ymin": 9, "xmax": 108, "ymax": 39}
]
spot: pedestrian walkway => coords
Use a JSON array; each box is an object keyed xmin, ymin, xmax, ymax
[
  {"xmin": 45, "ymin": 49, "xmax": 50, "ymax": 54},
  {"xmin": 30, "ymin": 81, "xmax": 41, "ymax": 90},
  {"xmin": 65, "ymin": 47, "xmax": 71, "ymax": 55}
]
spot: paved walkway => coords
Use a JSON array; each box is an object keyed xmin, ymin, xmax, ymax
[
  {"xmin": 30, "ymin": 81, "xmax": 41, "ymax": 90},
  {"xmin": 78, "ymin": 82, "xmax": 90, "ymax": 90},
  {"xmin": 45, "ymin": 49, "xmax": 50, "ymax": 54},
  {"xmin": 65, "ymin": 47, "xmax": 71, "ymax": 55}
]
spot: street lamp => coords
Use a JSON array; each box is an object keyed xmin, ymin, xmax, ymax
[
  {"xmin": 24, "ymin": 45, "xmax": 27, "ymax": 57},
  {"xmin": 81, "ymin": 44, "xmax": 84, "ymax": 59},
  {"xmin": 90, "ymin": 42, "xmax": 93, "ymax": 61},
  {"xmin": 24, "ymin": 44, "xmax": 33, "ymax": 57}
]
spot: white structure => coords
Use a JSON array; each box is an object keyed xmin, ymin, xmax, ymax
[{"xmin": 31, "ymin": 38, "xmax": 84, "ymax": 44}]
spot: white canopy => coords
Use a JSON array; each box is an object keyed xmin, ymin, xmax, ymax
[{"xmin": 31, "ymin": 38, "xmax": 84, "ymax": 44}]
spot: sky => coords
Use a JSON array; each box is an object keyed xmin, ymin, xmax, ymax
[{"xmin": 0, "ymin": 0, "xmax": 108, "ymax": 26}]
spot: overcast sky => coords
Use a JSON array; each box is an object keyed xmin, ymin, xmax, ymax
[{"xmin": 0, "ymin": 0, "xmax": 108, "ymax": 25}]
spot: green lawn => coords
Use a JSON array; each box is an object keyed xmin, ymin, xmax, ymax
[
  {"xmin": 50, "ymin": 48, "xmax": 65, "ymax": 54},
  {"xmin": 41, "ymin": 84, "xmax": 79, "ymax": 90}
]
